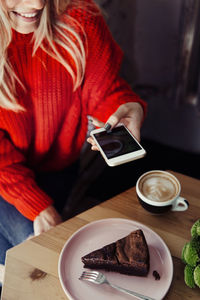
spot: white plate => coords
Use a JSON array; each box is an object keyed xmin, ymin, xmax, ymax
[{"xmin": 58, "ymin": 218, "xmax": 173, "ymax": 300}]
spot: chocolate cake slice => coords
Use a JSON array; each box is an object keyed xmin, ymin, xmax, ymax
[{"xmin": 81, "ymin": 229, "xmax": 150, "ymax": 276}]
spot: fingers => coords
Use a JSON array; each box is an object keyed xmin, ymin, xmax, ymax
[
  {"xmin": 91, "ymin": 117, "xmax": 104, "ymax": 128},
  {"xmin": 122, "ymin": 118, "xmax": 141, "ymax": 142},
  {"xmin": 104, "ymin": 123, "xmax": 112, "ymax": 132},
  {"xmin": 88, "ymin": 102, "xmax": 143, "ymax": 150},
  {"xmin": 130, "ymin": 127, "xmax": 141, "ymax": 142},
  {"xmin": 104, "ymin": 113, "xmax": 121, "ymax": 130},
  {"xmin": 87, "ymin": 137, "xmax": 99, "ymax": 151},
  {"xmin": 105, "ymin": 102, "xmax": 143, "ymax": 139},
  {"xmin": 33, "ymin": 206, "xmax": 62, "ymax": 236},
  {"xmin": 104, "ymin": 103, "xmax": 132, "ymax": 130}
]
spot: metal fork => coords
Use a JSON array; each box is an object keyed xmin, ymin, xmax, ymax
[{"xmin": 79, "ymin": 270, "xmax": 156, "ymax": 300}]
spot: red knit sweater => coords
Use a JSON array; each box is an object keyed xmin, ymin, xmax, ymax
[{"xmin": 0, "ymin": 1, "xmax": 147, "ymax": 220}]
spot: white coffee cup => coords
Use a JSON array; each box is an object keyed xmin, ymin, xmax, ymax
[{"xmin": 136, "ymin": 170, "xmax": 189, "ymax": 214}]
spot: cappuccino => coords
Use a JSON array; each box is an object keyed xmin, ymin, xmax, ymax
[
  {"xmin": 136, "ymin": 170, "xmax": 188, "ymax": 214},
  {"xmin": 139, "ymin": 172, "xmax": 179, "ymax": 202}
]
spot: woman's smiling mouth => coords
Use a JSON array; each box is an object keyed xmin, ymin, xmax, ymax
[{"xmin": 12, "ymin": 10, "xmax": 41, "ymax": 23}]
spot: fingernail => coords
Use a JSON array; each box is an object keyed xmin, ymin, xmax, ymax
[{"xmin": 104, "ymin": 123, "xmax": 112, "ymax": 132}]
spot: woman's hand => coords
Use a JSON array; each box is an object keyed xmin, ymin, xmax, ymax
[
  {"xmin": 33, "ymin": 205, "xmax": 62, "ymax": 236},
  {"xmin": 87, "ymin": 102, "xmax": 144, "ymax": 150}
]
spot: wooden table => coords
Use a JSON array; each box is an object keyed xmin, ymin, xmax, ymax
[{"xmin": 1, "ymin": 171, "xmax": 200, "ymax": 300}]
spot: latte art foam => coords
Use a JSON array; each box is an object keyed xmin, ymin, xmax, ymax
[{"xmin": 140, "ymin": 174, "xmax": 178, "ymax": 202}]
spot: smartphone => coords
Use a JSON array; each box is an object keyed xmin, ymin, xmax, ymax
[{"xmin": 90, "ymin": 124, "xmax": 146, "ymax": 167}]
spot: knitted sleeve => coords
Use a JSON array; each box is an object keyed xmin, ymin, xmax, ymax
[
  {"xmin": 80, "ymin": 4, "xmax": 147, "ymax": 123},
  {"xmin": 0, "ymin": 129, "xmax": 53, "ymax": 221}
]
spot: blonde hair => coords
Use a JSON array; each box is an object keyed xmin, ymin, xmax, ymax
[{"xmin": 0, "ymin": 0, "xmax": 96, "ymax": 111}]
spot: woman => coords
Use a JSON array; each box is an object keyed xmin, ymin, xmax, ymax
[{"xmin": 0, "ymin": 0, "xmax": 147, "ymax": 286}]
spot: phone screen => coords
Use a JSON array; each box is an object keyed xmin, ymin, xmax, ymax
[{"xmin": 93, "ymin": 126, "xmax": 142, "ymax": 159}]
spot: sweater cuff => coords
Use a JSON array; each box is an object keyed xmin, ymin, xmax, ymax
[
  {"xmin": 0, "ymin": 181, "xmax": 54, "ymax": 221},
  {"xmin": 17, "ymin": 186, "xmax": 54, "ymax": 221}
]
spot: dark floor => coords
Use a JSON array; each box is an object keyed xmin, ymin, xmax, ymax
[{"xmin": 86, "ymin": 138, "xmax": 200, "ymax": 204}]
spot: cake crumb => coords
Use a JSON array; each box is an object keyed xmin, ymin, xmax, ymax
[{"xmin": 153, "ymin": 270, "xmax": 160, "ymax": 280}]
